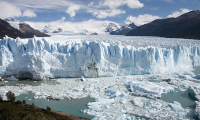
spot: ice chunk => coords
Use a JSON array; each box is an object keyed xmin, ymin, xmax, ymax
[
  {"xmin": 106, "ymin": 89, "xmax": 122, "ymax": 97},
  {"xmin": 120, "ymin": 99, "xmax": 126, "ymax": 104},
  {"xmin": 194, "ymin": 101, "xmax": 200, "ymax": 120},
  {"xmin": 169, "ymin": 101, "xmax": 184, "ymax": 112},
  {"xmin": 115, "ymin": 114, "xmax": 127, "ymax": 120},
  {"xmin": 80, "ymin": 76, "xmax": 85, "ymax": 81},
  {"xmin": 88, "ymin": 98, "xmax": 114, "ymax": 106},
  {"xmin": 129, "ymin": 81, "xmax": 174, "ymax": 96},
  {"xmin": 73, "ymin": 86, "xmax": 83, "ymax": 92},
  {"xmin": 146, "ymin": 101, "xmax": 162, "ymax": 109},
  {"xmin": 130, "ymin": 98, "xmax": 143, "ymax": 107},
  {"xmin": 5, "ymin": 76, "xmax": 18, "ymax": 81},
  {"xmin": 196, "ymin": 74, "xmax": 200, "ymax": 79}
]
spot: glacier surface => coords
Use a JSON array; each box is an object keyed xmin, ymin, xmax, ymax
[{"xmin": 0, "ymin": 35, "xmax": 200, "ymax": 80}]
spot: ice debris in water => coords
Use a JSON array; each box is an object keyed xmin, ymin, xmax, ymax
[{"xmin": 0, "ymin": 74, "xmax": 196, "ymax": 119}]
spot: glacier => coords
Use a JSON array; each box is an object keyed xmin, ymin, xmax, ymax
[{"xmin": 0, "ymin": 35, "xmax": 200, "ymax": 80}]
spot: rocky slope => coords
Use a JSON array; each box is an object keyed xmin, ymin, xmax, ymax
[
  {"xmin": 0, "ymin": 18, "xmax": 49, "ymax": 39},
  {"xmin": 126, "ymin": 10, "xmax": 200, "ymax": 40}
]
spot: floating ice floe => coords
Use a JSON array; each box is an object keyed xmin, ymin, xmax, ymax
[
  {"xmin": 5, "ymin": 76, "xmax": 18, "ymax": 81},
  {"xmin": 169, "ymin": 101, "xmax": 185, "ymax": 112},
  {"xmin": 128, "ymin": 81, "xmax": 174, "ymax": 97},
  {"xmin": 130, "ymin": 98, "xmax": 143, "ymax": 107},
  {"xmin": 194, "ymin": 101, "xmax": 200, "ymax": 120}
]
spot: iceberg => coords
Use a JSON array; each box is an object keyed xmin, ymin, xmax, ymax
[
  {"xmin": 0, "ymin": 35, "xmax": 200, "ymax": 80},
  {"xmin": 129, "ymin": 81, "xmax": 174, "ymax": 97},
  {"xmin": 168, "ymin": 101, "xmax": 184, "ymax": 112}
]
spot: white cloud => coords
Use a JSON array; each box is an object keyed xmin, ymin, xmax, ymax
[
  {"xmin": 160, "ymin": 0, "xmax": 174, "ymax": 3},
  {"xmin": 66, "ymin": 5, "xmax": 80, "ymax": 17},
  {"xmin": 91, "ymin": 9, "xmax": 126, "ymax": 19},
  {"xmin": 126, "ymin": 14, "xmax": 162, "ymax": 26},
  {"xmin": 102, "ymin": 0, "xmax": 144, "ymax": 9},
  {"xmin": 23, "ymin": 10, "xmax": 37, "ymax": 18},
  {"xmin": 25, "ymin": 18, "xmax": 119, "ymax": 33},
  {"xmin": 167, "ymin": 8, "xmax": 191, "ymax": 18},
  {"xmin": 165, "ymin": 0, "xmax": 174, "ymax": 3},
  {"xmin": 56, "ymin": 17, "xmax": 65, "ymax": 22},
  {"xmin": 88, "ymin": 2, "xmax": 94, "ymax": 7},
  {"xmin": 0, "ymin": 1, "xmax": 22, "ymax": 18}
]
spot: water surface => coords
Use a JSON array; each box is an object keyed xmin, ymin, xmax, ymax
[
  {"xmin": 160, "ymin": 89, "xmax": 195, "ymax": 108},
  {"xmin": 15, "ymin": 91, "xmax": 95, "ymax": 119},
  {"xmin": 193, "ymin": 66, "xmax": 200, "ymax": 75}
]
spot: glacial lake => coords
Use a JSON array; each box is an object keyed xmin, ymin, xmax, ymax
[
  {"xmin": 160, "ymin": 89, "xmax": 195, "ymax": 108},
  {"xmin": 0, "ymin": 66, "xmax": 199, "ymax": 119},
  {"xmin": 15, "ymin": 91, "xmax": 95, "ymax": 119},
  {"xmin": 193, "ymin": 66, "xmax": 200, "ymax": 75}
]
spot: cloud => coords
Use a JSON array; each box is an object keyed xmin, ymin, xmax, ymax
[
  {"xmin": 66, "ymin": 5, "xmax": 80, "ymax": 17},
  {"xmin": 0, "ymin": 1, "xmax": 22, "ymax": 18},
  {"xmin": 165, "ymin": 0, "xmax": 173, "ymax": 2},
  {"xmin": 167, "ymin": 8, "xmax": 191, "ymax": 18},
  {"xmin": 25, "ymin": 18, "xmax": 119, "ymax": 33},
  {"xmin": 160, "ymin": 0, "xmax": 174, "ymax": 3},
  {"xmin": 102, "ymin": 0, "xmax": 144, "ymax": 9},
  {"xmin": 87, "ymin": 0, "xmax": 143, "ymax": 19},
  {"xmin": 23, "ymin": 10, "xmax": 37, "ymax": 18},
  {"xmin": 126, "ymin": 14, "xmax": 162, "ymax": 26},
  {"xmin": 91, "ymin": 9, "xmax": 126, "ymax": 19},
  {"xmin": 88, "ymin": 2, "xmax": 94, "ymax": 7},
  {"xmin": 56, "ymin": 17, "xmax": 65, "ymax": 22}
]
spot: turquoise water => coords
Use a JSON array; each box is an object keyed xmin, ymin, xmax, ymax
[
  {"xmin": 0, "ymin": 79, "xmax": 59, "ymax": 86},
  {"xmin": 148, "ymin": 79, "xmax": 195, "ymax": 109},
  {"xmin": 160, "ymin": 89, "xmax": 195, "ymax": 108},
  {"xmin": 15, "ymin": 91, "xmax": 95, "ymax": 119},
  {"xmin": 193, "ymin": 66, "xmax": 200, "ymax": 75}
]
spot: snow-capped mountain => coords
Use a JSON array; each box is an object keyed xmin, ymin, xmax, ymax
[
  {"xmin": 4, "ymin": 18, "xmax": 22, "ymax": 30},
  {"xmin": 0, "ymin": 18, "xmax": 49, "ymax": 39},
  {"xmin": 110, "ymin": 19, "xmax": 137, "ymax": 35},
  {"xmin": 42, "ymin": 25, "xmax": 63, "ymax": 33},
  {"xmin": 105, "ymin": 23, "xmax": 120, "ymax": 33}
]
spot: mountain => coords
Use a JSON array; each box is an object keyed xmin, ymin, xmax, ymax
[
  {"xmin": 0, "ymin": 18, "xmax": 49, "ymax": 39},
  {"xmin": 105, "ymin": 23, "xmax": 120, "ymax": 33},
  {"xmin": 126, "ymin": 10, "xmax": 200, "ymax": 40},
  {"xmin": 42, "ymin": 25, "xmax": 63, "ymax": 33},
  {"xmin": 110, "ymin": 20, "xmax": 137, "ymax": 35}
]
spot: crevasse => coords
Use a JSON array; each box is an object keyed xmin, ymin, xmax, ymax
[{"xmin": 0, "ymin": 36, "xmax": 200, "ymax": 80}]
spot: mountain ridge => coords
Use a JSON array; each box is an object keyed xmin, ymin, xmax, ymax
[
  {"xmin": 126, "ymin": 10, "xmax": 200, "ymax": 40},
  {"xmin": 0, "ymin": 18, "xmax": 50, "ymax": 39}
]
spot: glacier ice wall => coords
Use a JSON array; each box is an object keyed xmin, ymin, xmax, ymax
[{"xmin": 0, "ymin": 36, "xmax": 200, "ymax": 80}]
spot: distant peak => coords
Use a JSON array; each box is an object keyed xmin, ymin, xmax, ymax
[
  {"xmin": 124, "ymin": 19, "xmax": 133, "ymax": 25},
  {"xmin": 4, "ymin": 18, "xmax": 22, "ymax": 23}
]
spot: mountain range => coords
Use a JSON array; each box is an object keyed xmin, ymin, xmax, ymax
[
  {"xmin": 110, "ymin": 19, "xmax": 137, "ymax": 35},
  {"xmin": 126, "ymin": 10, "xmax": 200, "ymax": 40},
  {"xmin": 1, "ymin": 10, "xmax": 200, "ymax": 39},
  {"xmin": 0, "ymin": 18, "xmax": 49, "ymax": 39}
]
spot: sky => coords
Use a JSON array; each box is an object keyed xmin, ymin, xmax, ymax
[{"xmin": 0, "ymin": 0, "xmax": 199, "ymax": 32}]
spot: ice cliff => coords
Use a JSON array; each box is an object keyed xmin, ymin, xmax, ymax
[{"xmin": 0, "ymin": 36, "xmax": 200, "ymax": 80}]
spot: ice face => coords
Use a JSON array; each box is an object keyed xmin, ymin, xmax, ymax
[{"xmin": 0, "ymin": 35, "xmax": 200, "ymax": 80}]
